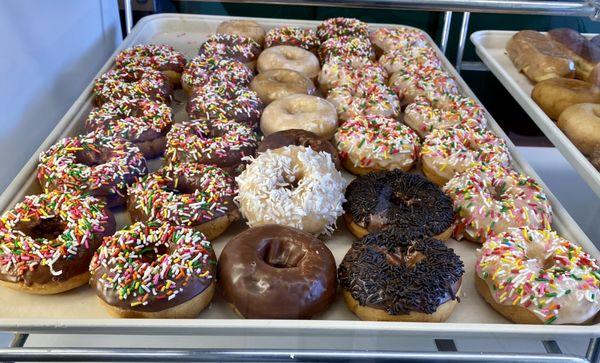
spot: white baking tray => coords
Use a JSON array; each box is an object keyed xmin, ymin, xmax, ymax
[
  {"xmin": 0, "ymin": 14, "xmax": 598, "ymax": 338},
  {"xmin": 471, "ymin": 30, "xmax": 600, "ymax": 199}
]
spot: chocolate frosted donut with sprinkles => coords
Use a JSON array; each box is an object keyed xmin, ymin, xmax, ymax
[
  {"xmin": 343, "ymin": 170, "xmax": 454, "ymax": 239},
  {"xmin": 37, "ymin": 132, "xmax": 148, "ymax": 208},
  {"xmin": 85, "ymin": 98, "xmax": 173, "ymax": 158},
  {"xmin": 317, "ymin": 17, "xmax": 369, "ymax": 42},
  {"xmin": 181, "ymin": 56, "xmax": 253, "ymax": 94},
  {"xmin": 0, "ymin": 192, "xmax": 115, "ymax": 294},
  {"xmin": 198, "ymin": 33, "xmax": 261, "ymax": 70},
  {"xmin": 264, "ymin": 26, "xmax": 320, "ymax": 53},
  {"xmin": 127, "ymin": 163, "xmax": 239, "ymax": 241},
  {"xmin": 115, "ymin": 44, "xmax": 186, "ymax": 85},
  {"xmin": 92, "ymin": 66, "xmax": 173, "ymax": 106},
  {"xmin": 89, "ymin": 222, "xmax": 217, "ymax": 318}
]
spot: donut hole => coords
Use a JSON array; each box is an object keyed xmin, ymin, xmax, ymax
[
  {"xmin": 490, "ymin": 183, "xmax": 508, "ymax": 202},
  {"xmin": 74, "ymin": 149, "xmax": 107, "ymax": 167},
  {"xmin": 258, "ymin": 238, "xmax": 306, "ymax": 268},
  {"xmin": 140, "ymin": 243, "xmax": 169, "ymax": 264},
  {"xmin": 161, "ymin": 180, "xmax": 197, "ymax": 195},
  {"xmin": 15, "ymin": 217, "xmax": 66, "ymax": 241},
  {"xmin": 391, "ymin": 192, "xmax": 422, "ymax": 207},
  {"xmin": 286, "ymin": 102, "xmax": 315, "ymax": 115},
  {"xmin": 282, "ymin": 48, "xmax": 300, "ymax": 61},
  {"xmin": 462, "ymin": 138, "xmax": 480, "ymax": 152}
]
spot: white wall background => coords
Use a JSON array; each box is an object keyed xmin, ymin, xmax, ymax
[{"xmin": 0, "ymin": 0, "xmax": 122, "ymax": 191}]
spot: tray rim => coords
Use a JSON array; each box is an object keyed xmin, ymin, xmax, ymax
[{"xmin": 0, "ymin": 13, "xmax": 598, "ymax": 337}]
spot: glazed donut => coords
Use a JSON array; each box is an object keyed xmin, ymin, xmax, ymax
[
  {"xmin": 318, "ymin": 36, "xmax": 375, "ymax": 63},
  {"xmin": 37, "ymin": 132, "xmax": 148, "ymax": 208},
  {"xmin": 257, "ymin": 129, "xmax": 341, "ymax": 170},
  {"xmin": 404, "ymin": 95, "xmax": 487, "ymax": 138},
  {"xmin": 218, "ymin": 225, "xmax": 337, "ymax": 319},
  {"xmin": 421, "ymin": 125, "xmax": 511, "ymax": 186},
  {"xmin": 317, "ymin": 17, "xmax": 369, "ymax": 41},
  {"xmin": 378, "ymin": 46, "xmax": 441, "ymax": 75},
  {"xmin": 264, "ymin": 26, "xmax": 320, "ymax": 53},
  {"xmin": 250, "ymin": 69, "xmax": 315, "ymax": 105},
  {"xmin": 334, "ymin": 115, "xmax": 420, "ymax": 175},
  {"xmin": 257, "ymin": 45, "xmax": 320, "ymax": 80},
  {"xmin": 318, "ymin": 56, "xmax": 387, "ymax": 95},
  {"xmin": 114, "ymin": 44, "xmax": 186, "ymax": 85},
  {"xmin": 476, "ymin": 227, "xmax": 600, "ymax": 324},
  {"xmin": 343, "ymin": 170, "xmax": 454, "ymax": 239},
  {"xmin": 89, "ymin": 222, "xmax": 216, "ymax": 318},
  {"xmin": 370, "ymin": 27, "xmax": 429, "ymax": 55},
  {"xmin": 260, "ymin": 94, "xmax": 338, "ymax": 139},
  {"xmin": 186, "ymin": 82, "xmax": 263, "ymax": 127},
  {"xmin": 216, "ymin": 19, "xmax": 266, "ymax": 45},
  {"xmin": 389, "ymin": 67, "xmax": 460, "ymax": 106},
  {"xmin": 85, "ymin": 98, "xmax": 173, "ymax": 158},
  {"xmin": 443, "ymin": 164, "xmax": 553, "ymax": 243},
  {"xmin": 338, "ymin": 228, "xmax": 464, "ymax": 322},
  {"xmin": 326, "ymin": 82, "xmax": 400, "ymax": 122},
  {"xmin": 165, "ymin": 119, "xmax": 259, "ymax": 169},
  {"xmin": 92, "ymin": 66, "xmax": 172, "ymax": 106},
  {"xmin": 531, "ymin": 78, "xmax": 600, "ymax": 120},
  {"xmin": 0, "ymin": 192, "xmax": 115, "ymax": 294},
  {"xmin": 181, "ymin": 56, "xmax": 253, "ymax": 94},
  {"xmin": 128, "ymin": 163, "xmax": 238, "ymax": 240},
  {"xmin": 235, "ymin": 145, "xmax": 346, "ymax": 235},
  {"xmin": 557, "ymin": 103, "xmax": 600, "ymax": 156},
  {"xmin": 198, "ymin": 33, "xmax": 261, "ymax": 70}
]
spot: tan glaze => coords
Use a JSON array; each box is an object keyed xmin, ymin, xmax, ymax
[
  {"xmin": 342, "ymin": 158, "xmax": 412, "ymax": 176},
  {"xmin": 217, "ymin": 19, "xmax": 266, "ymax": 46},
  {"xmin": 343, "ymin": 214, "xmax": 452, "ymax": 241},
  {"xmin": 257, "ymin": 45, "xmax": 320, "ymax": 80},
  {"xmin": 218, "ymin": 225, "xmax": 337, "ymax": 319},
  {"xmin": 531, "ymin": 77, "xmax": 600, "ymax": 120},
  {"xmin": 557, "ymin": 103, "xmax": 600, "ymax": 156},
  {"xmin": 548, "ymin": 28, "xmax": 600, "ymax": 80},
  {"xmin": 250, "ymin": 69, "xmax": 315, "ymax": 105}
]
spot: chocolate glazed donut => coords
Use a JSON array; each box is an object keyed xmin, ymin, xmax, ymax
[{"xmin": 218, "ymin": 225, "xmax": 337, "ymax": 319}]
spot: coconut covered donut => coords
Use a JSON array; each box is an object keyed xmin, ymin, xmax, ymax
[
  {"xmin": 114, "ymin": 44, "xmax": 186, "ymax": 85},
  {"xmin": 216, "ymin": 19, "xmax": 266, "ymax": 45},
  {"xmin": 378, "ymin": 46, "xmax": 441, "ymax": 75},
  {"xmin": 0, "ymin": 192, "xmax": 115, "ymax": 294},
  {"xmin": 92, "ymin": 66, "xmax": 172, "ymax": 106},
  {"xmin": 421, "ymin": 125, "xmax": 511, "ymax": 186},
  {"xmin": 317, "ymin": 17, "xmax": 369, "ymax": 41},
  {"xmin": 318, "ymin": 56, "xmax": 387, "ymax": 95},
  {"xmin": 264, "ymin": 26, "xmax": 320, "ymax": 53},
  {"xmin": 370, "ymin": 27, "xmax": 430, "ymax": 55},
  {"xmin": 389, "ymin": 67, "xmax": 460, "ymax": 106},
  {"xmin": 257, "ymin": 45, "xmax": 320, "ymax": 80},
  {"xmin": 326, "ymin": 82, "xmax": 400, "ymax": 122},
  {"xmin": 334, "ymin": 115, "xmax": 420, "ymax": 175},
  {"xmin": 235, "ymin": 145, "xmax": 346, "ymax": 235},
  {"xmin": 181, "ymin": 56, "xmax": 253, "ymax": 94},
  {"xmin": 444, "ymin": 164, "xmax": 553, "ymax": 243},
  {"xmin": 476, "ymin": 227, "xmax": 600, "ymax": 324},
  {"xmin": 260, "ymin": 94, "xmax": 338, "ymax": 139},
  {"xmin": 198, "ymin": 33, "xmax": 261, "ymax": 70},
  {"xmin": 318, "ymin": 36, "xmax": 375, "ymax": 64},
  {"xmin": 250, "ymin": 69, "xmax": 315, "ymax": 105}
]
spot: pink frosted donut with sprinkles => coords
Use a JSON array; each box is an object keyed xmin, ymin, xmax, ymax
[
  {"xmin": 127, "ymin": 163, "xmax": 238, "ymax": 241},
  {"xmin": 378, "ymin": 46, "xmax": 441, "ymax": 75},
  {"xmin": 114, "ymin": 44, "xmax": 186, "ymax": 85},
  {"xmin": 85, "ymin": 98, "xmax": 173, "ymax": 158},
  {"xmin": 389, "ymin": 67, "xmax": 460, "ymax": 106},
  {"xmin": 421, "ymin": 125, "xmax": 511, "ymax": 186},
  {"xmin": 370, "ymin": 26, "xmax": 430, "ymax": 55},
  {"xmin": 89, "ymin": 222, "xmax": 217, "ymax": 318},
  {"xmin": 318, "ymin": 56, "xmax": 387, "ymax": 94},
  {"xmin": 404, "ymin": 95, "xmax": 488, "ymax": 138},
  {"xmin": 0, "ymin": 192, "xmax": 116, "ymax": 294},
  {"xmin": 318, "ymin": 36, "xmax": 375, "ymax": 64},
  {"xmin": 165, "ymin": 119, "xmax": 259, "ymax": 170},
  {"xmin": 181, "ymin": 56, "xmax": 253, "ymax": 94},
  {"xmin": 326, "ymin": 82, "xmax": 400, "ymax": 122},
  {"xmin": 443, "ymin": 164, "xmax": 553, "ymax": 243},
  {"xmin": 317, "ymin": 17, "xmax": 369, "ymax": 42},
  {"xmin": 92, "ymin": 66, "xmax": 172, "ymax": 106},
  {"xmin": 37, "ymin": 132, "xmax": 148, "ymax": 208},
  {"xmin": 476, "ymin": 227, "xmax": 600, "ymax": 324},
  {"xmin": 187, "ymin": 82, "xmax": 263, "ymax": 127},
  {"xmin": 198, "ymin": 33, "xmax": 261, "ymax": 70},
  {"xmin": 264, "ymin": 26, "xmax": 320, "ymax": 53},
  {"xmin": 334, "ymin": 115, "xmax": 420, "ymax": 175}
]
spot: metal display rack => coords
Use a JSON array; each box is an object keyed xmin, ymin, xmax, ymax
[{"xmin": 2, "ymin": 1, "xmax": 600, "ymax": 362}]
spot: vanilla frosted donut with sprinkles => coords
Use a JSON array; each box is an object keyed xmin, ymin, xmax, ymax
[
  {"xmin": 327, "ymin": 82, "xmax": 400, "ymax": 122},
  {"xmin": 93, "ymin": 66, "xmax": 172, "ymax": 106},
  {"xmin": 115, "ymin": 44, "xmax": 186, "ymax": 85},
  {"xmin": 318, "ymin": 36, "xmax": 375, "ymax": 63},
  {"xmin": 370, "ymin": 27, "xmax": 430, "ymax": 55},
  {"xmin": 378, "ymin": 47, "xmax": 441, "ymax": 75},
  {"xmin": 181, "ymin": 56, "xmax": 253, "ymax": 94},
  {"xmin": 334, "ymin": 115, "xmax": 420, "ymax": 175},
  {"xmin": 476, "ymin": 227, "xmax": 600, "ymax": 324},
  {"xmin": 389, "ymin": 67, "xmax": 459, "ymax": 105},
  {"xmin": 443, "ymin": 164, "xmax": 552, "ymax": 243},
  {"xmin": 318, "ymin": 56, "xmax": 387, "ymax": 94},
  {"xmin": 89, "ymin": 222, "xmax": 217, "ymax": 318}
]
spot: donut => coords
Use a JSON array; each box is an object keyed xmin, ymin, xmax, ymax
[
  {"xmin": 85, "ymin": 98, "xmax": 173, "ymax": 158},
  {"xmin": 443, "ymin": 164, "xmax": 553, "ymax": 243},
  {"xmin": 89, "ymin": 222, "xmax": 216, "ymax": 318},
  {"xmin": 181, "ymin": 56, "xmax": 253, "ymax": 94},
  {"xmin": 343, "ymin": 170, "xmax": 454, "ymax": 239},
  {"xmin": 326, "ymin": 82, "xmax": 400, "ymax": 122},
  {"xmin": 249, "ymin": 69, "xmax": 315, "ymax": 105},
  {"xmin": 257, "ymin": 45, "xmax": 320, "ymax": 80},
  {"xmin": 338, "ymin": 228, "xmax": 464, "ymax": 322},
  {"xmin": 476, "ymin": 227, "xmax": 600, "ymax": 324},
  {"xmin": 370, "ymin": 27, "xmax": 430, "ymax": 55},
  {"xmin": 318, "ymin": 56, "xmax": 387, "ymax": 95},
  {"xmin": 198, "ymin": 33, "xmax": 261, "ymax": 70},
  {"xmin": 421, "ymin": 125, "xmax": 511, "ymax": 186},
  {"xmin": 218, "ymin": 225, "xmax": 337, "ymax": 319},
  {"xmin": 334, "ymin": 115, "xmax": 420, "ymax": 175},
  {"xmin": 264, "ymin": 26, "xmax": 320, "ymax": 53},
  {"xmin": 92, "ymin": 66, "xmax": 172, "ymax": 106},
  {"xmin": 260, "ymin": 94, "xmax": 338, "ymax": 139},
  {"xmin": 318, "ymin": 36, "xmax": 375, "ymax": 63},
  {"xmin": 591, "ymin": 146, "xmax": 600, "ymax": 171},
  {"xmin": 37, "ymin": 132, "xmax": 148, "ymax": 208},
  {"xmin": 257, "ymin": 129, "xmax": 341, "ymax": 170},
  {"xmin": 389, "ymin": 67, "xmax": 460, "ymax": 106},
  {"xmin": 0, "ymin": 192, "xmax": 115, "ymax": 294},
  {"xmin": 317, "ymin": 17, "xmax": 369, "ymax": 41},
  {"xmin": 165, "ymin": 119, "xmax": 259, "ymax": 170},
  {"xmin": 114, "ymin": 44, "xmax": 186, "ymax": 85},
  {"xmin": 557, "ymin": 103, "xmax": 600, "ymax": 156},
  {"xmin": 127, "ymin": 163, "xmax": 238, "ymax": 240},
  {"xmin": 531, "ymin": 78, "xmax": 600, "ymax": 120},
  {"xmin": 216, "ymin": 19, "xmax": 266, "ymax": 45},
  {"xmin": 186, "ymin": 82, "xmax": 263, "ymax": 127},
  {"xmin": 378, "ymin": 47, "xmax": 441, "ymax": 75},
  {"xmin": 404, "ymin": 95, "xmax": 487, "ymax": 138},
  {"xmin": 235, "ymin": 145, "xmax": 346, "ymax": 235}
]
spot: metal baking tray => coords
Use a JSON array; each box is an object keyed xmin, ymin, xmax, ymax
[
  {"xmin": 0, "ymin": 14, "xmax": 598, "ymax": 338},
  {"xmin": 471, "ymin": 30, "xmax": 600, "ymax": 198}
]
